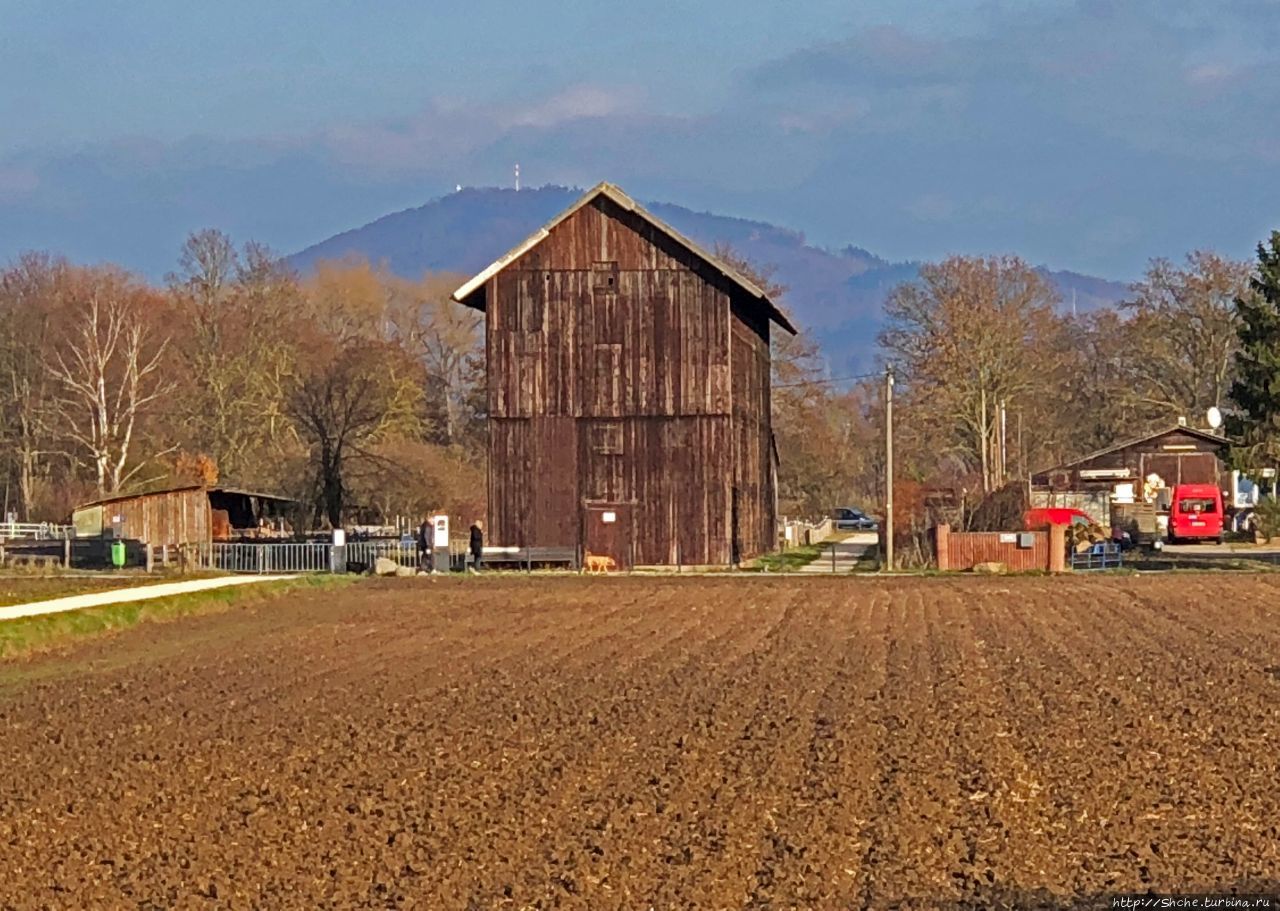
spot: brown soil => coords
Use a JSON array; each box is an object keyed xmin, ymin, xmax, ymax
[{"xmin": 1, "ymin": 574, "xmax": 1278, "ymax": 909}]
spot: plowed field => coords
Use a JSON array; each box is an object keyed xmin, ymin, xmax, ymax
[{"xmin": 2, "ymin": 575, "xmax": 1279, "ymax": 909}]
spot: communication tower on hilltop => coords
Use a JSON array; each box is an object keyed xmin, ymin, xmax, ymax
[{"xmin": 514, "ymin": 163, "xmax": 520, "ymax": 191}]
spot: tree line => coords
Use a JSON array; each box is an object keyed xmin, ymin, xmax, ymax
[
  {"xmin": 753, "ymin": 245, "xmax": 1268, "ymax": 522},
  {"xmin": 4, "ymin": 227, "xmax": 1279, "ymax": 533},
  {"xmin": 0, "ymin": 231, "xmax": 485, "ymax": 528}
]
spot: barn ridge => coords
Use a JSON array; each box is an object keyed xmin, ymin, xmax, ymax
[{"xmin": 451, "ymin": 181, "xmax": 797, "ymax": 335}]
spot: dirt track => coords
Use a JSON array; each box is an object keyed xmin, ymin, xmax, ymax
[{"xmin": 2, "ymin": 575, "xmax": 1279, "ymax": 909}]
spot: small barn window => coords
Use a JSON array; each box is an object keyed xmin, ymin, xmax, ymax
[
  {"xmin": 591, "ymin": 422, "xmax": 624, "ymax": 455},
  {"xmin": 592, "ymin": 261, "xmax": 618, "ymax": 291}
]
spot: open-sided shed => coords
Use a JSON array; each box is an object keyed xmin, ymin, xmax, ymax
[{"xmin": 73, "ymin": 485, "xmax": 296, "ymax": 547}]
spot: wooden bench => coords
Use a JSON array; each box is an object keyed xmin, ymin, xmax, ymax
[{"xmin": 471, "ymin": 546, "xmax": 579, "ymax": 571}]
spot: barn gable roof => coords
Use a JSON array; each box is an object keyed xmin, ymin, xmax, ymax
[
  {"xmin": 450, "ymin": 182, "xmax": 797, "ymax": 335},
  {"xmin": 1035, "ymin": 424, "xmax": 1231, "ymax": 477}
]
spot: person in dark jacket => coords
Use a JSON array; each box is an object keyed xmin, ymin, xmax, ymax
[
  {"xmin": 468, "ymin": 520, "xmax": 484, "ymax": 572},
  {"xmin": 416, "ymin": 516, "xmax": 431, "ymax": 571}
]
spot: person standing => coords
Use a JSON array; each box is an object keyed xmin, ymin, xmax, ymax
[
  {"xmin": 416, "ymin": 516, "xmax": 431, "ymax": 571},
  {"xmin": 469, "ymin": 519, "xmax": 484, "ymax": 572}
]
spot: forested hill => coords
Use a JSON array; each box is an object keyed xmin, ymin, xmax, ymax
[{"xmin": 289, "ymin": 185, "xmax": 1128, "ymax": 370}]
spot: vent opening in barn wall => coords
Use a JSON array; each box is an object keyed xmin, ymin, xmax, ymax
[{"xmin": 453, "ymin": 182, "xmax": 796, "ymax": 567}]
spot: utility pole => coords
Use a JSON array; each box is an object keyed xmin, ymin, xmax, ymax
[{"xmin": 884, "ymin": 365, "xmax": 894, "ymax": 572}]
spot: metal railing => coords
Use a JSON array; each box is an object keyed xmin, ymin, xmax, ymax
[
  {"xmin": 1070, "ymin": 542, "xmax": 1123, "ymax": 571},
  {"xmin": 345, "ymin": 540, "xmax": 419, "ymax": 570},
  {"xmin": 207, "ymin": 542, "xmax": 334, "ymax": 574},
  {"xmin": 205, "ymin": 537, "xmax": 500, "ymax": 575}
]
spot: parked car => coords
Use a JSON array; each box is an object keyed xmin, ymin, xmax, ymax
[
  {"xmin": 1167, "ymin": 484, "xmax": 1224, "ymax": 544},
  {"xmin": 833, "ymin": 507, "xmax": 878, "ymax": 531}
]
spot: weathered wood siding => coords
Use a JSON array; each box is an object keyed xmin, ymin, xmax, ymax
[
  {"xmin": 483, "ymin": 196, "xmax": 776, "ymax": 565},
  {"xmin": 72, "ymin": 488, "xmax": 211, "ymax": 548},
  {"xmin": 1033, "ymin": 428, "xmax": 1227, "ymax": 490},
  {"xmin": 730, "ymin": 302, "xmax": 773, "ymax": 561}
]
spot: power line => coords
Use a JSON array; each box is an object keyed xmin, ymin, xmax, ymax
[{"xmin": 773, "ymin": 371, "xmax": 883, "ymax": 390}]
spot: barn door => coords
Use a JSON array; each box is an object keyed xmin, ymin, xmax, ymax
[{"xmin": 583, "ymin": 503, "xmax": 633, "ymax": 570}]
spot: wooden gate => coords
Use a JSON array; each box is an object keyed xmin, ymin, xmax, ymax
[{"xmin": 582, "ymin": 502, "xmax": 633, "ymax": 570}]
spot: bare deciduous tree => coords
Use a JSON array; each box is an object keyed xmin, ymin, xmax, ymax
[
  {"xmin": 287, "ymin": 339, "xmax": 420, "ymax": 527},
  {"xmin": 0, "ymin": 253, "xmax": 66, "ymax": 518},
  {"xmin": 1120, "ymin": 251, "xmax": 1251, "ymax": 421},
  {"xmin": 168, "ymin": 231, "xmax": 301, "ymax": 483},
  {"xmin": 880, "ymin": 256, "xmax": 1062, "ymax": 492},
  {"xmin": 48, "ymin": 272, "xmax": 173, "ymax": 494},
  {"xmin": 387, "ymin": 273, "xmax": 483, "ymax": 447}
]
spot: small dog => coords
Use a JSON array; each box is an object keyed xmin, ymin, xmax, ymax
[{"xmin": 584, "ymin": 553, "xmax": 617, "ymax": 574}]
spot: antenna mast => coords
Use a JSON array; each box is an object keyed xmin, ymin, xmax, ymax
[{"xmin": 514, "ymin": 163, "xmax": 520, "ymax": 192}]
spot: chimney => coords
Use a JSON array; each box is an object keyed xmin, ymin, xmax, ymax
[{"xmin": 1177, "ymin": 416, "xmax": 1187, "ymax": 426}]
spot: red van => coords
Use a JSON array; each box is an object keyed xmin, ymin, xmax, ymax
[{"xmin": 1167, "ymin": 484, "xmax": 1224, "ymax": 544}]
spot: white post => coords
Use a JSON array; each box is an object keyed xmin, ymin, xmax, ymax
[{"xmin": 885, "ymin": 366, "xmax": 895, "ymax": 572}]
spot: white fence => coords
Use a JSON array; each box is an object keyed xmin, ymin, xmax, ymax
[
  {"xmin": 0, "ymin": 522, "xmax": 75, "ymax": 541},
  {"xmin": 779, "ymin": 517, "xmax": 837, "ymax": 548}
]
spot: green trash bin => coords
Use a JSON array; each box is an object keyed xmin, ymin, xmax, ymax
[{"xmin": 111, "ymin": 539, "xmax": 126, "ymax": 569}]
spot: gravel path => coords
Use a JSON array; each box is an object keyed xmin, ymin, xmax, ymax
[{"xmin": 797, "ymin": 531, "xmax": 878, "ymax": 572}]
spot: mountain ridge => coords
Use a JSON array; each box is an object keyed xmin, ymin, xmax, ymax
[{"xmin": 289, "ymin": 185, "xmax": 1129, "ymax": 370}]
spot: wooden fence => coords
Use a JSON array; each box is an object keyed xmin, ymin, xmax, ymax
[{"xmin": 935, "ymin": 524, "xmax": 1066, "ymax": 573}]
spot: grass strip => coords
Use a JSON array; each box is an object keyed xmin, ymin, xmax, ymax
[
  {"xmin": 0, "ymin": 574, "xmax": 355, "ymax": 659},
  {"xmin": 751, "ymin": 542, "xmax": 833, "ymax": 572}
]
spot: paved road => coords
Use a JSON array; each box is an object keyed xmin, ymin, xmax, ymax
[
  {"xmin": 0, "ymin": 575, "xmax": 294, "ymax": 623},
  {"xmin": 797, "ymin": 532, "xmax": 879, "ymax": 573},
  {"xmin": 1162, "ymin": 540, "xmax": 1280, "ymax": 559}
]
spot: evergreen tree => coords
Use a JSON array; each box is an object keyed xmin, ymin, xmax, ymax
[{"xmin": 1227, "ymin": 231, "xmax": 1280, "ymax": 466}]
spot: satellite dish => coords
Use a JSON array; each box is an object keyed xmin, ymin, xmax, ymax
[{"xmin": 1207, "ymin": 406, "xmax": 1223, "ymax": 430}]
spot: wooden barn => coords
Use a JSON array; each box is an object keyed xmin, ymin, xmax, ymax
[{"xmin": 452, "ymin": 182, "xmax": 796, "ymax": 567}]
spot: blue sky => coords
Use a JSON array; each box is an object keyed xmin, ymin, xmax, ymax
[{"xmin": 3, "ymin": 0, "xmax": 1279, "ymax": 279}]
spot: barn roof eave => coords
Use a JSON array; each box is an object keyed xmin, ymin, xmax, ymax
[
  {"xmin": 450, "ymin": 182, "xmax": 798, "ymax": 335},
  {"xmin": 73, "ymin": 484, "xmax": 296, "ymax": 512}
]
